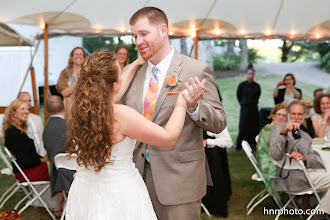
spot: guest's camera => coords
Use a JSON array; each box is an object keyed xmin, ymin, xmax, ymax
[
  {"xmin": 279, "ymin": 81, "xmax": 287, "ymax": 86},
  {"xmin": 292, "ymin": 129, "xmax": 301, "ymax": 139}
]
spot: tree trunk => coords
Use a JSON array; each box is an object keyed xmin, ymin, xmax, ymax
[
  {"xmin": 225, "ymin": 40, "xmax": 234, "ymax": 60},
  {"xmin": 240, "ymin": 39, "xmax": 248, "ymax": 71},
  {"xmin": 281, "ymin": 40, "xmax": 294, "ymax": 62}
]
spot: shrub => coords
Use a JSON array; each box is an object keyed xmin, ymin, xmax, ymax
[{"xmin": 213, "ymin": 55, "xmax": 237, "ymax": 70}]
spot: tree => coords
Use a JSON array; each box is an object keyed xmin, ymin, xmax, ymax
[
  {"xmin": 281, "ymin": 40, "xmax": 294, "ymax": 62},
  {"xmin": 240, "ymin": 40, "xmax": 248, "ymax": 70}
]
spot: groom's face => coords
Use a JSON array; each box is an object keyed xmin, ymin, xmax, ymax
[{"xmin": 131, "ymin": 17, "xmax": 166, "ymax": 61}]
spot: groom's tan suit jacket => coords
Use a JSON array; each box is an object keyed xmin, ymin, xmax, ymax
[{"xmin": 121, "ymin": 50, "xmax": 227, "ymax": 205}]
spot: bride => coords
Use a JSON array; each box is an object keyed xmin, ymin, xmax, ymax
[{"xmin": 65, "ymin": 50, "xmax": 191, "ymax": 219}]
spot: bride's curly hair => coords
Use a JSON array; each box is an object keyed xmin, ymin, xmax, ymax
[{"xmin": 66, "ymin": 50, "xmax": 118, "ymax": 171}]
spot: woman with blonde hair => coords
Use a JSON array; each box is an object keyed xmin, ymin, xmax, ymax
[
  {"xmin": 65, "ymin": 50, "xmax": 192, "ymax": 219},
  {"xmin": 56, "ymin": 47, "xmax": 88, "ymax": 118},
  {"xmin": 2, "ymin": 99, "xmax": 49, "ymax": 183}
]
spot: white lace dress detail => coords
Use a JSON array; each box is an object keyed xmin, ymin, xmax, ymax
[{"xmin": 65, "ymin": 137, "xmax": 157, "ymax": 220}]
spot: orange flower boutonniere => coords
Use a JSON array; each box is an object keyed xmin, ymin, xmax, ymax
[{"xmin": 165, "ymin": 75, "xmax": 181, "ymax": 87}]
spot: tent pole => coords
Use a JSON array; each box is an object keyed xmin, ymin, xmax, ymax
[
  {"xmin": 194, "ymin": 31, "xmax": 199, "ymax": 60},
  {"xmin": 18, "ymin": 40, "xmax": 40, "ymax": 95},
  {"xmin": 30, "ymin": 67, "xmax": 39, "ymax": 115},
  {"xmin": 43, "ymin": 24, "xmax": 49, "ymax": 124}
]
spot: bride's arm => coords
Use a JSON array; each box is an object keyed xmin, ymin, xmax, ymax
[
  {"xmin": 113, "ymin": 56, "xmax": 145, "ymax": 103},
  {"xmin": 116, "ymin": 92, "xmax": 188, "ymax": 147}
]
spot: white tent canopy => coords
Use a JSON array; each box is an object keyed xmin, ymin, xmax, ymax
[
  {"xmin": 1, "ymin": 0, "xmax": 330, "ymax": 40},
  {"xmin": 0, "ymin": 23, "xmax": 35, "ymax": 46}
]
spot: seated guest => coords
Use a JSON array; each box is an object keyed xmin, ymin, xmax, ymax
[
  {"xmin": 312, "ymin": 93, "xmax": 330, "ymax": 138},
  {"xmin": 269, "ymin": 100, "xmax": 330, "ymax": 216},
  {"xmin": 202, "ymin": 127, "xmax": 232, "ymax": 217},
  {"xmin": 2, "ymin": 99, "xmax": 49, "ymax": 182},
  {"xmin": 300, "ymin": 99, "xmax": 315, "ymax": 138},
  {"xmin": 43, "ymin": 96, "xmax": 75, "ymax": 216},
  {"xmin": 256, "ymin": 104, "xmax": 287, "ymax": 205},
  {"xmin": 309, "ymin": 88, "xmax": 324, "ymax": 118},
  {"xmin": 273, "ymin": 73, "xmax": 302, "ymax": 105},
  {"xmin": 18, "ymin": 91, "xmax": 47, "ymax": 157}
]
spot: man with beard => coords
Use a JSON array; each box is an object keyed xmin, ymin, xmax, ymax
[
  {"xmin": 269, "ymin": 99, "xmax": 330, "ymax": 216},
  {"xmin": 121, "ymin": 6, "xmax": 226, "ymax": 220}
]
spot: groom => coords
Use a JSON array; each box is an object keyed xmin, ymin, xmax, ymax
[{"xmin": 121, "ymin": 7, "xmax": 227, "ymax": 220}]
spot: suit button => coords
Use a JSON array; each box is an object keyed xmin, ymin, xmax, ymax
[
  {"xmin": 142, "ymin": 153, "xmax": 145, "ymax": 157},
  {"xmin": 202, "ymin": 118, "xmax": 207, "ymax": 122}
]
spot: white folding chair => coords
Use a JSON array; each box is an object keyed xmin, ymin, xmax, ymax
[
  {"xmin": 4, "ymin": 147, "xmax": 56, "ymax": 220},
  {"xmin": 54, "ymin": 153, "xmax": 78, "ymax": 220},
  {"xmin": 275, "ymin": 156, "xmax": 322, "ymax": 220},
  {"xmin": 242, "ymin": 140, "xmax": 282, "ymax": 215},
  {"xmin": 0, "ymin": 146, "xmax": 30, "ymax": 209}
]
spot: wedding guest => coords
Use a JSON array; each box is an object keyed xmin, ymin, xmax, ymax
[
  {"xmin": 115, "ymin": 45, "xmax": 129, "ymax": 71},
  {"xmin": 56, "ymin": 47, "xmax": 87, "ymax": 119},
  {"xmin": 309, "ymin": 88, "xmax": 324, "ymax": 117},
  {"xmin": 312, "ymin": 93, "xmax": 330, "ymax": 138},
  {"xmin": 236, "ymin": 64, "xmax": 260, "ymax": 151},
  {"xmin": 2, "ymin": 99, "xmax": 49, "ymax": 183},
  {"xmin": 256, "ymin": 104, "xmax": 287, "ymax": 205},
  {"xmin": 273, "ymin": 73, "xmax": 302, "ymax": 104},
  {"xmin": 43, "ymin": 95, "xmax": 75, "ymax": 218},
  {"xmin": 202, "ymin": 127, "xmax": 232, "ymax": 217},
  {"xmin": 300, "ymin": 99, "xmax": 315, "ymax": 138},
  {"xmin": 17, "ymin": 92, "xmax": 47, "ymax": 157}
]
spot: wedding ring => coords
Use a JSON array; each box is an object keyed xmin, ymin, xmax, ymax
[{"xmin": 190, "ymin": 94, "xmax": 195, "ymax": 98}]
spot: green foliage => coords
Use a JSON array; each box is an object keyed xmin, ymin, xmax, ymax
[
  {"xmin": 214, "ymin": 39, "xmax": 226, "ymax": 47},
  {"xmin": 248, "ymin": 48, "xmax": 263, "ymax": 64},
  {"xmin": 316, "ymin": 43, "xmax": 330, "ymax": 73},
  {"xmin": 83, "ymin": 36, "xmax": 138, "ymax": 63},
  {"xmin": 213, "ymin": 54, "xmax": 237, "ymax": 70}
]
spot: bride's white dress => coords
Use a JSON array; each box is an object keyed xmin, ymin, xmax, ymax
[{"xmin": 65, "ymin": 137, "xmax": 157, "ymax": 219}]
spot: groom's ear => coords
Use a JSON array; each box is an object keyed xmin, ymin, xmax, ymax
[{"xmin": 159, "ymin": 24, "xmax": 168, "ymax": 38}]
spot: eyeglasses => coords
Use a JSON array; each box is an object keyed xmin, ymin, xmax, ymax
[{"xmin": 275, "ymin": 113, "xmax": 287, "ymax": 117}]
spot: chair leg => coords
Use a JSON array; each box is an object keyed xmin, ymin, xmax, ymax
[
  {"xmin": 247, "ymin": 193, "xmax": 270, "ymax": 215},
  {"xmin": 61, "ymin": 191, "xmax": 67, "ymax": 220},
  {"xmin": 201, "ymin": 203, "xmax": 211, "ymax": 217},
  {"xmin": 14, "ymin": 190, "xmax": 33, "ymax": 210},
  {"xmin": 275, "ymin": 195, "xmax": 295, "ymax": 220},
  {"xmin": 246, "ymin": 189, "xmax": 266, "ymax": 211},
  {"xmin": 18, "ymin": 184, "xmax": 56, "ymax": 220},
  {"xmin": 0, "ymin": 184, "xmax": 19, "ymax": 208},
  {"xmin": 306, "ymin": 204, "xmax": 320, "ymax": 220}
]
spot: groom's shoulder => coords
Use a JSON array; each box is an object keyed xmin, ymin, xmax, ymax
[{"xmin": 176, "ymin": 52, "xmax": 209, "ymax": 69}]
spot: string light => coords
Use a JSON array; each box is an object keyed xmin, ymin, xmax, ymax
[
  {"xmin": 94, "ymin": 25, "xmax": 104, "ymax": 33},
  {"xmin": 169, "ymin": 31, "xmax": 173, "ymax": 35},
  {"xmin": 120, "ymin": 27, "xmax": 125, "ymax": 32},
  {"xmin": 39, "ymin": 21, "xmax": 45, "ymax": 30},
  {"xmin": 291, "ymin": 30, "xmax": 296, "ymax": 35},
  {"xmin": 240, "ymin": 29, "xmax": 246, "ymax": 35},
  {"xmin": 190, "ymin": 31, "xmax": 197, "ymax": 38},
  {"xmin": 214, "ymin": 28, "xmax": 221, "ymax": 35},
  {"xmin": 265, "ymin": 30, "xmax": 271, "ymax": 36},
  {"xmin": 316, "ymin": 34, "xmax": 321, "ymax": 39}
]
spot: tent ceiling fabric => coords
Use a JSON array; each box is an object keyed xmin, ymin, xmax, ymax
[
  {"xmin": 0, "ymin": 23, "xmax": 35, "ymax": 46},
  {"xmin": 1, "ymin": 0, "xmax": 330, "ymax": 40}
]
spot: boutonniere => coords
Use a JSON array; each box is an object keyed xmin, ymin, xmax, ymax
[{"xmin": 165, "ymin": 75, "xmax": 181, "ymax": 87}]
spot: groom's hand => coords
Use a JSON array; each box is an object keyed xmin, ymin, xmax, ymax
[{"xmin": 182, "ymin": 77, "xmax": 206, "ymax": 110}]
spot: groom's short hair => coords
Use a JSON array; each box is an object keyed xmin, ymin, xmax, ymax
[{"xmin": 129, "ymin": 7, "xmax": 168, "ymax": 27}]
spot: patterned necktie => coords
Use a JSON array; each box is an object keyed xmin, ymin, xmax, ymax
[{"xmin": 144, "ymin": 66, "xmax": 159, "ymax": 162}]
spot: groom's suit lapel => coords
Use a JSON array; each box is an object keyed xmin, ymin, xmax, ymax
[
  {"xmin": 135, "ymin": 62, "xmax": 148, "ymax": 114},
  {"xmin": 151, "ymin": 50, "xmax": 183, "ymax": 121}
]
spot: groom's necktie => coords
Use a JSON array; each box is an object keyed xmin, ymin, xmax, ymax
[{"xmin": 144, "ymin": 66, "xmax": 159, "ymax": 163}]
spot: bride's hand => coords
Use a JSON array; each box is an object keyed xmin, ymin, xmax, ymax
[{"xmin": 134, "ymin": 56, "xmax": 145, "ymax": 66}]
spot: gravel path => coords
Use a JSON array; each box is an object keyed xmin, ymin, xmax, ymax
[{"xmin": 255, "ymin": 62, "xmax": 330, "ymax": 89}]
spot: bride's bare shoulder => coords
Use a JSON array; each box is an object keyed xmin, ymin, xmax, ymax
[{"xmin": 113, "ymin": 104, "xmax": 137, "ymax": 117}]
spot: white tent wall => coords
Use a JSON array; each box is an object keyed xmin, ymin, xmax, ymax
[{"xmin": 0, "ymin": 36, "xmax": 82, "ymax": 130}]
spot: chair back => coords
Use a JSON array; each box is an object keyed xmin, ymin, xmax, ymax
[
  {"xmin": 54, "ymin": 153, "xmax": 78, "ymax": 171},
  {"xmin": 242, "ymin": 141, "xmax": 267, "ymax": 184}
]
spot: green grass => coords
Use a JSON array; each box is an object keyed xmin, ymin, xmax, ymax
[{"xmin": 0, "ymin": 71, "xmax": 326, "ymax": 219}]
